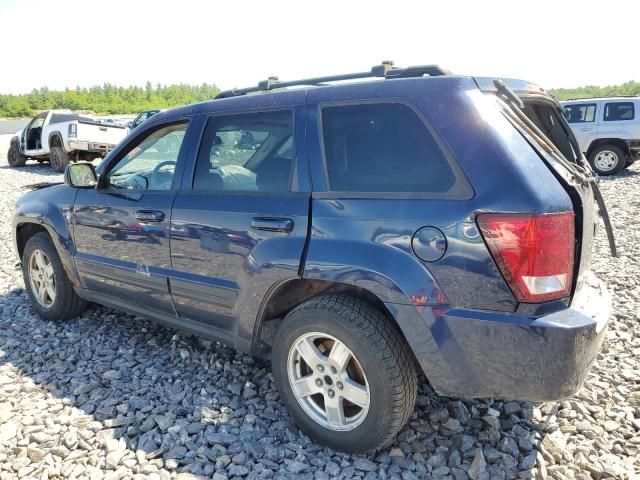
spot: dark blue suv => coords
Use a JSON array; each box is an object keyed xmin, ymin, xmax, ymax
[{"xmin": 13, "ymin": 63, "xmax": 612, "ymax": 453}]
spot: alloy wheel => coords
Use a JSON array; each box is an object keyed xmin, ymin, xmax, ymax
[
  {"xmin": 28, "ymin": 249, "xmax": 56, "ymax": 307},
  {"xmin": 287, "ymin": 332, "xmax": 370, "ymax": 431}
]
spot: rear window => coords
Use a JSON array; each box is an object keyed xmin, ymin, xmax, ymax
[
  {"xmin": 193, "ymin": 110, "xmax": 295, "ymax": 192},
  {"xmin": 604, "ymin": 102, "xmax": 635, "ymax": 121},
  {"xmin": 321, "ymin": 102, "xmax": 470, "ymax": 196},
  {"xmin": 563, "ymin": 104, "xmax": 596, "ymax": 123}
]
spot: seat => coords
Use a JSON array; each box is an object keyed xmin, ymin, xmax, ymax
[
  {"xmin": 255, "ymin": 156, "xmax": 294, "ymax": 191},
  {"xmin": 193, "ymin": 169, "xmax": 224, "ymax": 191}
]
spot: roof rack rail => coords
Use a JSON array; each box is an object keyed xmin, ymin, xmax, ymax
[{"xmin": 215, "ymin": 61, "xmax": 451, "ymax": 99}]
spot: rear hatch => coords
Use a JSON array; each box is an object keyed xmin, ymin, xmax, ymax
[{"xmin": 474, "ymin": 77, "xmax": 615, "ymax": 299}]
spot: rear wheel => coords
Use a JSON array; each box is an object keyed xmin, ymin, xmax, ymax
[
  {"xmin": 7, "ymin": 138, "xmax": 26, "ymax": 167},
  {"xmin": 49, "ymin": 146, "xmax": 70, "ymax": 173},
  {"xmin": 22, "ymin": 232, "xmax": 87, "ymax": 321},
  {"xmin": 589, "ymin": 145, "xmax": 625, "ymax": 175},
  {"xmin": 272, "ymin": 295, "xmax": 417, "ymax": 452}
]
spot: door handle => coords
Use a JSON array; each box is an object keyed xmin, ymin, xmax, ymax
[
  {"xmin": 135, "ymin": 210, "xmax": 165, "ymax": 222},
  {"xmin": 251, "ymin": 217, "xmax": 294, "ymax": 233},
  {"xmin": 579, "ymin": 128, "xmax": 592, "ymax": 131}
]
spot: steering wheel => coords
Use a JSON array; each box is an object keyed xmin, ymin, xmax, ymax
[{"xmin": 150, "ymin": 160, "xmax": 176, "ymax": 189}]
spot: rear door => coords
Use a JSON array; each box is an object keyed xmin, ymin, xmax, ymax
[
  {"xmin": 168, "ymin": 102, "xmax": 310, "ymax": 345},
  {"xmin": 73, "ymin": 120, "xmax": 192, "ymax": 316},
  {"xmin": 598, "ymin": 101, "xmax": 636, "ymax": 138}
]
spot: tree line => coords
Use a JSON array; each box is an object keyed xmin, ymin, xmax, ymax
[
  {"xmin": 549, "ymin": 81, "xmax": 640, "ymax": 101},
  {"xmin": 2, "ymin": 80, "xmax": 639, "ymax": 117},
  {"xmin": 0, "ymin": 82, "xmax": 221, "ymax": 118}
]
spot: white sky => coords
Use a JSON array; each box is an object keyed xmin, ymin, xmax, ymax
[{"xmin": 1, "ymin": 0, "xmax": 639, "ymax": 94}]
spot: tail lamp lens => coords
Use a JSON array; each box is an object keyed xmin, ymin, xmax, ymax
[
  {"xmin": 477, "ymin": 212, "xmax": 575, "ymax": 303},
  {"xmin": 68, "ymin": 124, "xmax": 77, "ymax": 137}
]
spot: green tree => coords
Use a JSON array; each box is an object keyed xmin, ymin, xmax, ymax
[{"xmin": 0, "ymin": 82, "xmax": 221, "ymax": 117}]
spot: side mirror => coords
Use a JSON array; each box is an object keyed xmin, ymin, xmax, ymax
[
  {"xmin": 64, "ymin": 163, "xmax": 98, "ymax": 188},
  {"xmin": 127, "ymin": 121, "xmax": 133, "ymax": 128}
]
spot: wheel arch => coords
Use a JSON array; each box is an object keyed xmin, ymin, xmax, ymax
[
  {"xmin": 48, "ymin": 131, "xmax": 64, "ymax": 149},
  {"xmin": 15, "ymin": 223, "xmax": 50, "ymax": 260},
  {"xmin": 586, "ymin": 138, "xmax": 630, "ymax": 158},
  {"xmin": 252, "ymin": 278, "xmax": 421, "ymax": 369}
]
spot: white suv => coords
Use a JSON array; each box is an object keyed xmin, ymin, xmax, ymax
[{"xmin": 561, "ymin": 97, "xmax": 640, "ymax": 175}]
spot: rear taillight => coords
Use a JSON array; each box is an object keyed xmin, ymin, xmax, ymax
[
  {"xmin": 477, "ymin": 212, "xmax": 575, "ymax": 303},
  {"xmin": 68, "ymin": 124, "xmax": 77, "ymax": 138}
]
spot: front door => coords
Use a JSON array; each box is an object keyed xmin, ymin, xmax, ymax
[
  {"xmin": 169, "ymin": 106, "xmax": 310, "ymax": 343},
  {"xmin": 563, "ymin": 102, "xmax": 597, "ymax": 153},
  {"xmin": 73, "ymin": 121, "xmax": 190, "ymax": 316},
  {"xmin": 23, "ymin": 112, "xmax": 47, "ymax": 156}
]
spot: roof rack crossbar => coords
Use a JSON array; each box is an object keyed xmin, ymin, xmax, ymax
[{"xmin": 215, "ymin": 61, "xmax": 449, "ymax": 99}]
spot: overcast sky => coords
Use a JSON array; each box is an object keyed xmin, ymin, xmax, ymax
[{"xmin": 1, "ymin": 0, "xmax": 639, "ymax": 94}]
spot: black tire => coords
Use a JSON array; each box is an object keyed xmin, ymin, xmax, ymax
[
  {"xmin": 49, "ymin": 146, "xmax": 70, "ymax": 173},
  {"xmin": 22, "ymin": 232, "xmax": 87, "ymax": 321},
  {"xmin": 7, "ymin": 137, "xmax": 26, "ymax": 167},
  {"xmin": 272, "ymin": 294, "xmax": 417, "ymax": 452},
  {"xmin": 588, "ymin": 145, "xmax": 626, "ymax": 176}
]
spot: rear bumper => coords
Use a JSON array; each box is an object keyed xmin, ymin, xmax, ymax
[
  {"xmin": 68, "ymin": 141, "xmax": 115, "ymax": 154},
  {"xmin": 386, "ymin": 271, "xmax": 610, "ymax": 401}
]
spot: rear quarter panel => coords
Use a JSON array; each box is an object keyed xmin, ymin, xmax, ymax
[{"xmin": 303, "ymin": 77, "xmax": 575, "ymax": 380}]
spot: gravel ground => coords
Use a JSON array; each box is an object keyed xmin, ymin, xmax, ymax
[{"xmin": 0, "ymin": 158, "xmax": 638, "ymax": 480}]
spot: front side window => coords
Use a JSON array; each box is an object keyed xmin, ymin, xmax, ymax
[
  {"xmin": 29, "ymin": 114, "xmax": 46, "ymax": 129},
  {"xmin": 106, "ymin": 122, "xmax": 187, "ymax": 191},
  {"xmin": 321, "ymin": 102, "xmax": 466, "ymax": 195},
  {"xmin": 563, "ymin": 104, "xmax": 596, "ymax": 123},
  {"xmin": 193, "ymin": 110, "xmax": 294, "ymax": 192},
  {"xmin": 604, "ymin": 102, "xmax": 635, "ymax": 121},
  {"xmin": 132, "ymin": 113, "xmax": 148, "ymax": 128}
]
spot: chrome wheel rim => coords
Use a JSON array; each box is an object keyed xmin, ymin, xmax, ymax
[
  {"xmin": 287, "ymin": 332, "xmax": 370, "ymax": 431},
  {"xmin": 594, "ymin": 150, "xmax": 618, "ymax": 172},
  {"xmin": 28, "ymin": 249, "xmax": 56, "ymax": 307}
]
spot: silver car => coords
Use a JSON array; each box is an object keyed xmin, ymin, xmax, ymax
[{"xmin": 561, "ymin": 97, "xmax": 640, "ymax": 175}]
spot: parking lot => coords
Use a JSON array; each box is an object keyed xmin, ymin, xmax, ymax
[{"xmin": 0, "ymin": 148, "xmax": 638, "ymax": 479}]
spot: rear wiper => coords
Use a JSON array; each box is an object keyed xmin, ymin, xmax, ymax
[{"xmin": 494, "ymin": 80, "xmax": 617, "ymax": 257}]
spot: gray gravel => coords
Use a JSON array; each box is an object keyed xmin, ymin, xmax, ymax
[{"xmin": 0, "ymin": 162, "xmax": 638, "ymax": 479}]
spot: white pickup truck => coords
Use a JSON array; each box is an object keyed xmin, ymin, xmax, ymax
[
  {"xmin": 7, "ymin": 110, "xmax": 128, "ymax": 172},
  {"xmin": 561, "ymin": 97, "xmax": 640, "ymax": 175}
]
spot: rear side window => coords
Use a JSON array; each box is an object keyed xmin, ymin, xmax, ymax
[
  {"xmin": 321, "ymin": 102, "xmax": 469, "ymax": 196},
  {"xmin": 563, "ymin": 104, "xmax": 596, "ymax": 123},
  {"xmin": 194, "ymin": 110, "xmax": 295, "ymax": 192},
  {"xmin": 604, "ymin": 102, "xmax": 635, "ymax": 121}
]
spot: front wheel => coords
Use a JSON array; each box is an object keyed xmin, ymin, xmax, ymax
[
  {"xmin": 272, "ymin": 295, "xmax": 417, "ymax": 452},
  {"xmin": 7, "ymin": 138, "xmax": 26, "ymax": 167},
  {"xmin": 49, "ymin": 146, "xmax": 70, "ymax": 173},
  {"xmin": 589, "ymin": 145, "xmax": 625, "ymax": 175},
  {"xmin": 22, "ymin": 232, "xmax": 87, "ymax": 321}
]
